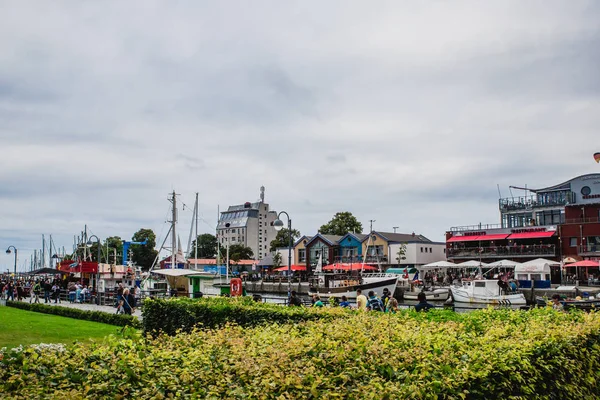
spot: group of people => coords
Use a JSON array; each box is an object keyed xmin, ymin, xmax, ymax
[
  {"xmin": 1, "ymin": 277, "xmax": 63, "ymax": 303},
  {"xmin": 289, "ymin": 287, "xmax": 435, "ymax": 313},
  {"xmin": 114, "ymin": 283, "xmax": 137, "ymax": 315}
]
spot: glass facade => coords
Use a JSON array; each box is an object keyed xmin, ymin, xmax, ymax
[
  {"xmin": 502, "ymin": 213, "xmax": 533, "ymax": 228},
  {"xmin": 536, "ymin": 210, "xmax": 565, "ymax": 226},
  {"xmin": 298, "ymin": 249, "xmax": 306, "ymax": 263}
]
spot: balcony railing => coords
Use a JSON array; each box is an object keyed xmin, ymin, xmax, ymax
[
  {"xmin": 579, "ymin": 245, "xmax": 600, "ymax": 256},
  {"xmin": 564, "ymin": 217, "xmax": 600, "ymax": 225},
  {"xmin": 447, "ymin": 244, "xmax": 556, "ymax": 260},
  {"xmin": 499, "ymin": 193, "xmax": 575, "ymax": 212},
  {"xmin": 333, "ymin": 255, "xmax": 388, "ymax": 264},
  {"xmin": 449, "ymin": 223, "xmax": 502, "ymax": 232}
]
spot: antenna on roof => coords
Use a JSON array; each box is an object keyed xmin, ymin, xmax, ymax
[
  {"xmin": 260, "ymin": 186, "xmax": 265, "ymax": 203},
  {"xmin": 497, "ymin": 184, "xmax": 502, "ymax": 199}
]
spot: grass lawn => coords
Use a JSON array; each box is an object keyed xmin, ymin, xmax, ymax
[{"xmin": 0, "ymin": 306, "xmax": 122, "ymax": 349}]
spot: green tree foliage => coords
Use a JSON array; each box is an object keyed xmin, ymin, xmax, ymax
[
  {"xmin": 227, "ymin": 244, "xmax": 254, "ymax": 263},
  {"xmin": 130, "ymin": 229, "xmax": 159, "ymax": 270},
  {"xmin": 396, "ymin": 243, "xmax": 407, "ymax": 265},
  {"xmin": 272, "ymin": 253, "xmax": 282, "ymax": 268},
  {"xmin": 269, "ymin": 228, "xmax": 301, "ymax": 252},
  {"xmin": 188, "ymin": 233, "xmax": 217, "ymax": 258},
  {"xmin": 319, "ymin": 212, "xmax": 363, "ymax": 236},
  {"xmin": 104, "ymin": 236, "xmax": 123, "ymax": 264}
]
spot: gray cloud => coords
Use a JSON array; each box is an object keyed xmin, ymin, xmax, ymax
[{"xmin": 0, "ymin": 1, "xmax": 598, "ymax": 270}]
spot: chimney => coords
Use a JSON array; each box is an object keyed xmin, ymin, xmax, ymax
[{"xmin": 412, "ymin": 232, "xmax": 415, "ymax": 237}]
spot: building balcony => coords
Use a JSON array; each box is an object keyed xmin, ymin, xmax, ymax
[
  {"xmin": 447, "ymin": 244, "xmax": 556, "ymax": 260},
  {"xmin": 564, "ymin": 216, "xmax": 600, "ymax": 225},
  {"xmin": 333, "ymin": 255, "xmax": 388, "ymax": 264},
  {"xmin": 579, "ymin": 245, "xmax": 600, "ymax": 256},
  {"xmin": 449, "ymin": 223, "xmax": 502, "ymax": 233}
]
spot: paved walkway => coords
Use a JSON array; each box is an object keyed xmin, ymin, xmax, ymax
[{"xmin": 9, "ymin": 298, "xmax": 143, "ymax": 319}]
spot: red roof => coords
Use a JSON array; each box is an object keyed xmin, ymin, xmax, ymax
[
  {"xmin": 323, "ymin": 263, "xmax": 377, "ymax": 271},
  {"xmin": 507, "ymin": 231, "xmax": 556, "ymax": 240},
  {"xmin": 273, "ymin": 265, "xmax": 307, "ymax": 272}
]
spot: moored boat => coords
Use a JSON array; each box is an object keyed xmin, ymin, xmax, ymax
[
  {"xmin": 309, "ymin": 273, "xmax": 398, "ymax": 299},
  {"xmin": 403, "ymin": 287, "xmax": 450, "ymax": 301},
  {"xmin": 451, "ymin": 279, "xmax": 526, "ymax": 305}
]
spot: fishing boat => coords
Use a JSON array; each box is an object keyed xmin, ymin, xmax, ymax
[
  {"xmin": 308, "ymin": 273, "xmax": 399, "ymax": 299},
  {"xmin": 403, "ymin": 287, "xmax": 450, "ymax": 301},
  {"xmin": 535, "ymin": 295, "xmax": 600, "ymax": 311},
  {"xmin": 450, "ymin": 279, "xmax": 527, "ymax": 305}
]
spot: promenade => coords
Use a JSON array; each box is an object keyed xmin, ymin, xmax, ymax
[{"xmin": 7, "ymin": 298, "xmax": 143, "ymax": 319}]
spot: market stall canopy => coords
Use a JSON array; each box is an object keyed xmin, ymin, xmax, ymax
[
  {"xmin": 322, "ymin": 263, "xmax": 377, "ymax": 271},
  {"xmin": 456, "ymin": 260, "xmax": 489, "ymax": 268},
  {"xmin": 486, "ymin": 259, "xmax": 521, "ymax": 268},
  {"xmin": 520, "ymin": 258, "xmax": 560, "ymax": 267},
  {"xmin": 565, "ymin": 260, "xmax": 600, "ymax": 268},
  {"xmin": 273, "ymin": 265, "xmax": 307, "ymax": 272},
  {"xmin": 30, "ymin": 268, "xmax": 69, "ymax": 275},
  {"xmin": 420, "ymin": 261, "xmax": 457, "ymax": 270}
]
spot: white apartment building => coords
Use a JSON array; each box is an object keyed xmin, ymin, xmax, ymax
[
  {"xmin": 388, "ymin": 234, "xmax": 446, "ymax": 267},
  {"xmin": 216, "ymin": 187, "xmax": 278, "ymax": 261}
]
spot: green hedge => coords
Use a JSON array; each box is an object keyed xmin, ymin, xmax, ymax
[
  {"xmin": 6, "ymin": 301, "xmax": 141, "ymax": 329},
  {"xmin": 1, "ymin": 308, "xmax": 600, "ymax": 398},
  {"xmin": 142, "ymin": 296, "xmax": 348, "ymax": 335}
]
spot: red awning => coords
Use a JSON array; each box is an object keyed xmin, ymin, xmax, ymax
[
  {"xmin": 565, "ymin": 260, "xmax": 599, "ymax": 268},
  {"xmin": 322, "ymin": 263, "xmax": 377, "ymax": 271},
  {"xmin": 447, "ymin": 235, "xmax": 482, "ymax": 242},
  {"xmin": 475, "ymin": 234, "xmax": 509, "ymax": 241},
  {"xmin": 273, "ymin": 265, "xmax": 306, "ymax": 272},
  {"xmin": 507, "ymin": 231, "xmax": 556, "ymax": 240}
]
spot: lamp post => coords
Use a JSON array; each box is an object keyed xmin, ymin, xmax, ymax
[
  {"xmin": 6, "ymin": 246, "xmax": 17, "ymax": 276},
  {"xmin": 273, "ymin": 211, "xmax": 292, "ymax": 302},
  {"xmin": 86, "ymin": 235, "xmax": 101, "ymax": 305}
]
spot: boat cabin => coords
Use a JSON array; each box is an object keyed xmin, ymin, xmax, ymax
[
  {"xmin": 461, "ymin": 279, "xmax": 503, "ymax": 296},
  {"xmin": 514, "ymin": 263, "xmax": 552, "ymax": 289}
]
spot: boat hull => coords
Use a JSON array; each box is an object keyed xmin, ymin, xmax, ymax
[
  {"xmin": 451, "ymin": 287, "xmax": 526, "ymax": 305},
  {"xmin": 404, "ymin": 288, "xmax": 450, "ymax": 301},
  {"xmin": 309, "ymin": 277, "xmax": 398, "ymax": 299}
]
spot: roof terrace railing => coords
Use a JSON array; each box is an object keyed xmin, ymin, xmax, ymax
[
  {"xmin": 449, "ymin": 224, "xmax": 503, "ymax": 232},
  {"xmin": 579, "ymin": 245, "xmax": 600, "ymax": 256}
]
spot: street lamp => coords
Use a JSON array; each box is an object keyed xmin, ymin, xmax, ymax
[
  {"xmin": 6, "ymin": 246, "xmax": 17, "ymax": 276},
  {"xmin": 273, "ymin": 211, "xmax": 292, "ymax": 301},
  {"xmin": 86, "ymin": 235, "xmax": 101, "ymax": 304}
]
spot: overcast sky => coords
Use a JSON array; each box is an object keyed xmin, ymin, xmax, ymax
[{"xmin": 1, "ymin": 1, "xmax": 599, "ymax": 271}]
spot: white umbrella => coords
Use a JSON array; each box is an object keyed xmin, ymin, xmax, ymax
[
  {"xmin": 420, "ymin": 260, "xmax": 457, "ymax": 270},
  {"xmin": 457, "ymin": 260, "xmax": 489, "ymax": 267},
  {"xmin": 520, "ymin": 258, "xmax": 560, "ymax": 267},
  {"xmin": 486, "ymin": 259, "xmax": 521, "ymax": 268}
]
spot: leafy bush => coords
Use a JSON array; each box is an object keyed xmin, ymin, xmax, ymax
[
  {"xmin": 1, "ymin": 308, "xmax": 599, "ymax": 398},
  {"xmin": 6, "ymin": 301, "xmax": 141, "ymax": 329},
  {"xmin": 142, "ymin": 296, "xmax": 348, "ymax": 335}
]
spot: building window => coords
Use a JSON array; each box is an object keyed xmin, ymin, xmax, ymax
[
  {"xmin": 420, "ymin": 247, "xmax": 423, "ymax": 253},
  {"xmin": 430, "ymin": 248, "xmax": 432, "ymax": 253},
  {"xmin": 570, "ymin": 238, "xmax": 577, "ymax": 247},
  {"xmin": 264, "ymin": 245, "xmax": 267, "ymax": 250},
  {"xmin": 264, "ymin": 229, "xmax": 267, "ymax": 234},
  {"xmin": 232, "ymin": 237, "xmax": 236, "ymax": 242},
  {"xmin": 298, "ymin": 249, "xmax": 306, "ymax": 263},
  {"xmin": 443, "ymin": 248, "xmax": 446, "ymax": 254}
]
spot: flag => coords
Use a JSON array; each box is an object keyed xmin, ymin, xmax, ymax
[
  {"xmin": 594, "ymin": 152, "xmax": 600, "ymax": 163},
  {"xmin": 314, "ymin": 253, "xmax": 323, "ymax": 273},
  {"xmin": 69, "ymin": 261, "xmax": 79, "ymax": 268},
  {"xmin": 403, "ymin": 267, "xmax": 409, "ymax": 279},
  {"xmin": 412, "ymin": 270, "xmax": 419, "ymax": 281}
]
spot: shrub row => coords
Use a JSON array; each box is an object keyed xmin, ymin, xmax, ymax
[
  {"xmin": 1, "ymin": 307, "xmax": 600, "ymax": 399},
  {"xmin": 6, "ymin": 301, "xmax": 141, "ymax": 329},
  {"xmin": 142, "ymin": 296, "xmax": 349, "ymax": 335}
]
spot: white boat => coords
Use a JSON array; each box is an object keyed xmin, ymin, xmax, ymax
[
  {"xmin": 309, "ymin": 274, "xmax": 398, "ymax": 299},
  {"xmin": 403, "ymin": 287, "xmax": 450, "ymax": 301},
  {"xmin": 450, "ymin": 279, "xmax": 526, "ymax": 305}
]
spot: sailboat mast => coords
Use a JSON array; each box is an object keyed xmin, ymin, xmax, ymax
[
  {"xmin": 171, "ymin": 191, "xmax": 177, "ymax": 269},
  {"xmin": 194, "ymin": 193, "xmax": 198, "ymax": 269}
]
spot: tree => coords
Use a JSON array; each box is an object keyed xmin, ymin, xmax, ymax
[
  {"xmin": 272, "ymin": 252, "xmax": 282, "ymax": 269},
  {"xmin": 104, "ymin": 236, "xmax": 123, "ymax": 264},
  {"xmin": 396, "ymin": 243, "xmax": 407, "ymax": 265},
  {"xmin": 130, "ymin": 229, "xmax": 159, "ymax": 270},
  {"xmin": 269, "ymin": 228, "xmax": 301, "ymax": 252},
  {"xmin": 227, "ymin": 244, "xmax": 254, "ymax": 263},
  {"xmin": 188, "ymin": 233, "xmax": 217, "ymax": 258},
  {"xmin": 319, "ymin": 212, "xmax": 363, "ymax": 236}
]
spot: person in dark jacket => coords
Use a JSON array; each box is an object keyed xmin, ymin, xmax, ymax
[
  {"xmin": 288, "ymin": 290, "xmax": 303, "ymax": 306},
  {"xmin": 44, "ymin": 280, "xmax": 52, "ymax": 303},
  {"xmin": 414, "ymin": 292, "xmax": 434, "ymax": 312},
  {"xmin": 120, "ymin": 288, "xmax": 136, "ymax": 315}
]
